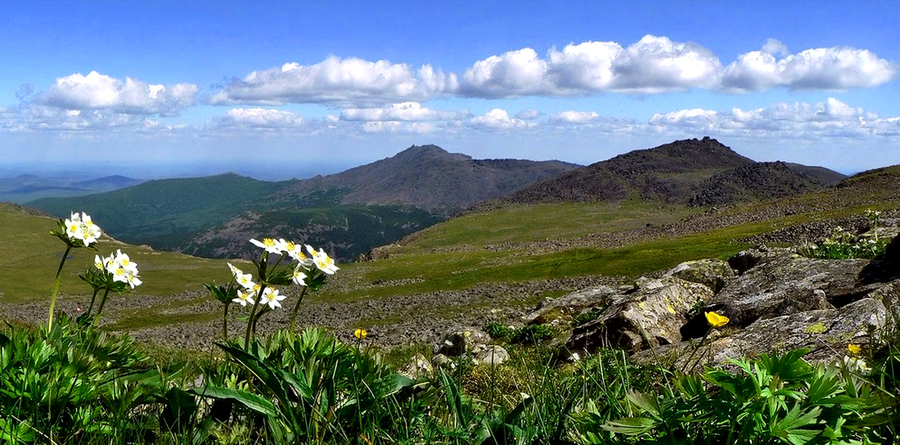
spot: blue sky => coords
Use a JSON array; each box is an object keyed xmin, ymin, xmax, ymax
[{"xmin": 1, "ymin": 0, "xmax": 898, "ymax": 179}]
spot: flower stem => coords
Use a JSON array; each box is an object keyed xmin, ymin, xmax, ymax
[
  {"xmin": 683, "ymin": 329, "xmax": 711, "ymax": 374},
  {"xmin": 87, "ymin": 287, "xmax": 100, "ymax": 315},
  {"xmin": 94, "ymin": 287, "xmax": 112, "ymax": 327},
  {"xmin": 48, "ymin": 245, "xmax": 72, "ymax": 329},
  {"xmin": 289, "ymin": 286, "xmax": 309, "ymax": 332},
  {"xmin": 222, "ymin": 304, "xmax": 229, "ymax": 342},
  {"xmin": 243, "ymin": 283, "xmax": 267, "ymax": 349}
]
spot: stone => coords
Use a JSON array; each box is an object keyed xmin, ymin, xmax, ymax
[
  {"xmin": 437, "ymin": 327, "xmax": 491, "ymax": 357},
  {"xmin": 522, "ymin": 285, "xmax": 620, "ymax": 325},
  {"xmin": 665, "ymin": 258, "xmax": 735, "ymax": 293},
  {"xmin": 398, "ymin": 353, "xmax": 433, "ymax": 379},
  {"xmin": 567, "ymin": 276, "xmax": 713, "ymax": 354},
  {"xmin": 474, "ymin": 345, "xmax": 509, "ymax": 366},
  {"xmin": 711, "ymin": 249, "xmax": 877, "ymax": 327},
  {"xmin": 431, "ymin": 353, "xmax": 451, "ymax": 367},
  {"xmin": 885, "ymin": 233, "xmax": 900, "ymax": 264},
  {"xmin": 633, "ymin": 298, "xmax": 887, "ymax": 369}
]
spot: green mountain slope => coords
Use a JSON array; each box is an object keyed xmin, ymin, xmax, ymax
[{"xmin": 27, "ymin": 173, "xmax": 291, "ymax": 250}]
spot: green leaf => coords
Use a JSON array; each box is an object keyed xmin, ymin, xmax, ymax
[
  {"xmin": 190, "ymin": 385, "xmax": 277, "ymax": 418},
  {"xmin": 626, "ymin": 390, "xmax": 661, "ymax": 417},
  {"xmin": 601, "ymin": 417, "xmax": 658, "ymax": 435}
]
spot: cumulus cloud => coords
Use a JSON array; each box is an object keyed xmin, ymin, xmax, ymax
[
  {"xmin": 468, "ymin": 108, "xmax": 532, "ymax": 129},
  {"xmin": 650, "ymin": 97, "xmax": 899, "ymax": 138},
  {"xmin": 551, "ymin": 110, "xmax": 601, "ymax": 124},
  {"xmin": 210, "ymin": 56, "xmax": 458, "ymax": 106},
  {"xmin": 340, "ymin": 102, "xmax": 466, "ymax": 121},
  {"xmin": 722, "ymin": 40, "xmax": 896, "ymax": 92},
  {"xmin": 216, "ymin": 108, "xmax": 305, "ymax": 128},
  {"xmin": 37, "ymin": 71, "xmax": 198, "ymax": 115},
  {"xmin": 461, "ymin": 35, "xmax": 722, "ymax": 96}
]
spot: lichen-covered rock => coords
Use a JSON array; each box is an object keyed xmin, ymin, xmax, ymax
[
  {"xmin": 665, "ymin": 258, "xmax": 735, "ymax": 293},
  {"xmin": 728, "ymin": 247, "xmax": 778, "ymax": 274},
  {"xmin": 399, "ymin": 353, "xmax": 433, "ymax": 379},
  {"xmin": 567, "ymin": 276, "xmax": 713, "ymax": 353},
  {"xmin": 431, "ymin": 353, "xmax": 451, "ymax": 367},
  {"xmin": 634, "ymin": 298, "xmax": 887, "ymax": 369},
  {"xmin": 522, "ymin": 285, "xmax": 621, "ymax": 325},
  {"xmin": 475, "ymin": 345, "xmax": 509, "ymax": 366},
  {"xmin": 436, "ymin": 327, "xmax": 491, "ymax": 357},
  {"xmin": 711, "ymin": 250, "xmax": 876, "ymax": 327}
]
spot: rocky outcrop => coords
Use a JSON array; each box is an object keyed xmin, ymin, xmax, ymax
[
  {"xmin": 399, "ymin": 353, "xmax": 433, "ymax": 379},
  {"xmin": 475, "ymin": 345, "xmax": 510, "ymax": 366},
  {"xmin": 886, "ymin": 233, "xmax": 900, "ymax": 264},
  {"xmin": 664, "ymin": 258, "xmax": 734, "ymax": 293},
  {"xmin": 435, "ymin": 327, "xmax": 491, "ymax": 357},
  {"xmin": 522, "ymin": 285, "xmax": 623, "ymax": 326},
  {"xmin": 567, "ymin": 277, "xmax": 713, "ymax": 353},
  {"xmin": 633, "ymin": 297, "xmax": 888, "ymax": 368},
  {"xmin": 711, "ymin": 248, "xmax": 894, "ymax": 328}
]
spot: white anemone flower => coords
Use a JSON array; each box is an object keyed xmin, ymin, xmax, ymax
[
  {"xmin": 260, "ymin": 287, "xmax": 286, "ymax": 309},
  {"xmin": 306, "ymin": 245, "xmax": 339, "ymax": 274},
  {"xmin": 233, "ymin": 289, "xmax": 254, "ymax": 306},
  {"xmin": 114, "ymin": 249, "xmax": 138, "ymax": 273},
  {"xmin": 250, "ymin": 238, "xmax": 282, "ymax": 254},
  {"xmin": 125, "ymin": 270, "xmax": 142, "ymax": 289},
  {"xmin": 227, "ymin": 262, "xmax": 243, "ymax": 277},
  {"xmin": 236, "ymin": 272, "xmax": 255, "ymax": 290},
  {"xmin": 292, "ymin": 266, "xmax": 307, "ymax": 286},
  {"xmin": 94, "ymin": 254, "xmax": 106, "ymax": 270},
  {"xmin": 843, "ymin": 355, "xmax": 871, "ymax": 375}
]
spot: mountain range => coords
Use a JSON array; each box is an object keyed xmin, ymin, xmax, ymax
[
  {"xmin": 505, "ymin": 137, "xmax": 844, "ymax": 205},
  {"xmin": 26, "ymin": 146, "xmax": 578, "ymax": 260},
  {"xmin": 23, "ymin": 139, "xmax": 852, "ymax": 261}
]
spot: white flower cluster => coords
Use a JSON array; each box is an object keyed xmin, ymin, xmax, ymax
[
  {"xmin": 94, "ymin": 249, "xmax": 142, "ymax": 288},
  {"xmin": 227, "ymin": 238, "xmax": 340, "ymax": 310},
  {"xmin": 65, "ymin": 212, "xmax": 102, "ymax": 246}
]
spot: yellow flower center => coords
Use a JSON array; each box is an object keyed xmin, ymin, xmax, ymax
[{"xmin": 263, "ymin": 238, "xmax": 276, "ymax": 247}]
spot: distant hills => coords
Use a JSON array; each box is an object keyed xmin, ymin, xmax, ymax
[
  {"xmin": 505, "ymin": 137, "xmax": 845, "ymax": 206},
  {"xmin": 26, "ymin": 145, "xmax": 578, "ymax": 261},
  {"xmin": 0, "ymin": 174, "xmax": 143, "ymax": 203}
]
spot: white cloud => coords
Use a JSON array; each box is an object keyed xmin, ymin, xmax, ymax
[
  {"xmin": 216, "ymin": 108, "xmax": 305, "ymax": 128},
  {"xmin": 468, "ymin": 108, "xmax": 531, "ymax": 129},
  {"xmin": 210, "ymin": 56, "xmax": 458, "ymax": 106},
  {"xmin": 551, "ymin": 110, "xmax": 601, "ymax": 124},
  {"xmin": 461, "ymin": 35, "xmax": 722, "ymax": 96},
  {"xmin": 37, "ymin": 71, "xmax": 198, "ymax": 115},
  {"xmin": 722, "ymin": 40, "xmax": 896, "ymax": 92},
  {"xmin": 649, "ymin": 98, "xmax": 900, "ymax": 139},
  {"xmin": 340, "ymin": 102, "xmax": 466, "ymax": 121}
]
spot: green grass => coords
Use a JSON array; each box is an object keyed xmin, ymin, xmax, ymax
[{"xmin": 0, "ymin": 203, "xmax": 232, "ymax": 303}]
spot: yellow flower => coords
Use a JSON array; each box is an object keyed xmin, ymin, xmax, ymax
[
  {"xmin": 354, "ymin": 328, "xmax": 367, "ymax": 340},
  {"xmin": 848, "ymin": 343, "xmax": 861, "ymax": 355},
  {"xmin": 705, "ymin": 311, "xmax": 729, "ymax": 328}
]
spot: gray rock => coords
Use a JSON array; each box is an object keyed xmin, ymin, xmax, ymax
[
  {"xmin": 567, "ymin": 276, "xmax": 713, "ymax": 353},
  {"xmin": 437, "ymin": 327, "xmax": 491, "ymax": 357},
  {"xmin": 712, "ymin": 249, "xmax": 876, "ymax": 327},
  {"xmin": 634, "ymin": 297, "xmax": 887, "ymax": 369},
  {"xmin": 398, "ymin": 353, "xmax": 433, "ymax": 379},
  {"xmin": 522, "ymin": 285, "xmax": 620, "ymax": 326},
  {"xmin": 431, "ymin": 353, "xmax": 451, "ymax": 367},
  {"xmin": 665, "ymin": 258, "xmax": 735, "ymax": 293},
  {"xmin": 475, "ymin": 345, "xmax": 509, "ymax": 366}
]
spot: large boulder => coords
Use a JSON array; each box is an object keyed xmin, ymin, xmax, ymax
[
  {"xmin": 885, "ymin": 233, "xmax": 900, "ymax": 264},
  {"xmin": 435, "ymin": 327, "xmax": 491, "ymax": 357},
  {"xmin": 711, "ymin": 249, "xmax": 879, "ymax": 327},
  {"xmin": 567, "ymin": 276, "xmax": 713, "ymax": 354},
  {"xmin": 399, "ymin": 353, "xmax": 433, "ymax": 379},
  {"xmin": 634, "ymin": 297, "xmax": 887, "ymax": 369},
  {"xmin": 522, "ymin": 285, "xmax": 622, "ymax": 326},
  {"xmin": 664, "ymin": 258, "xmax": 735, "ymax": 293},
  {"xmin": 475, "ymin": 345, "xmax": 510, "ymax": 366}
]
